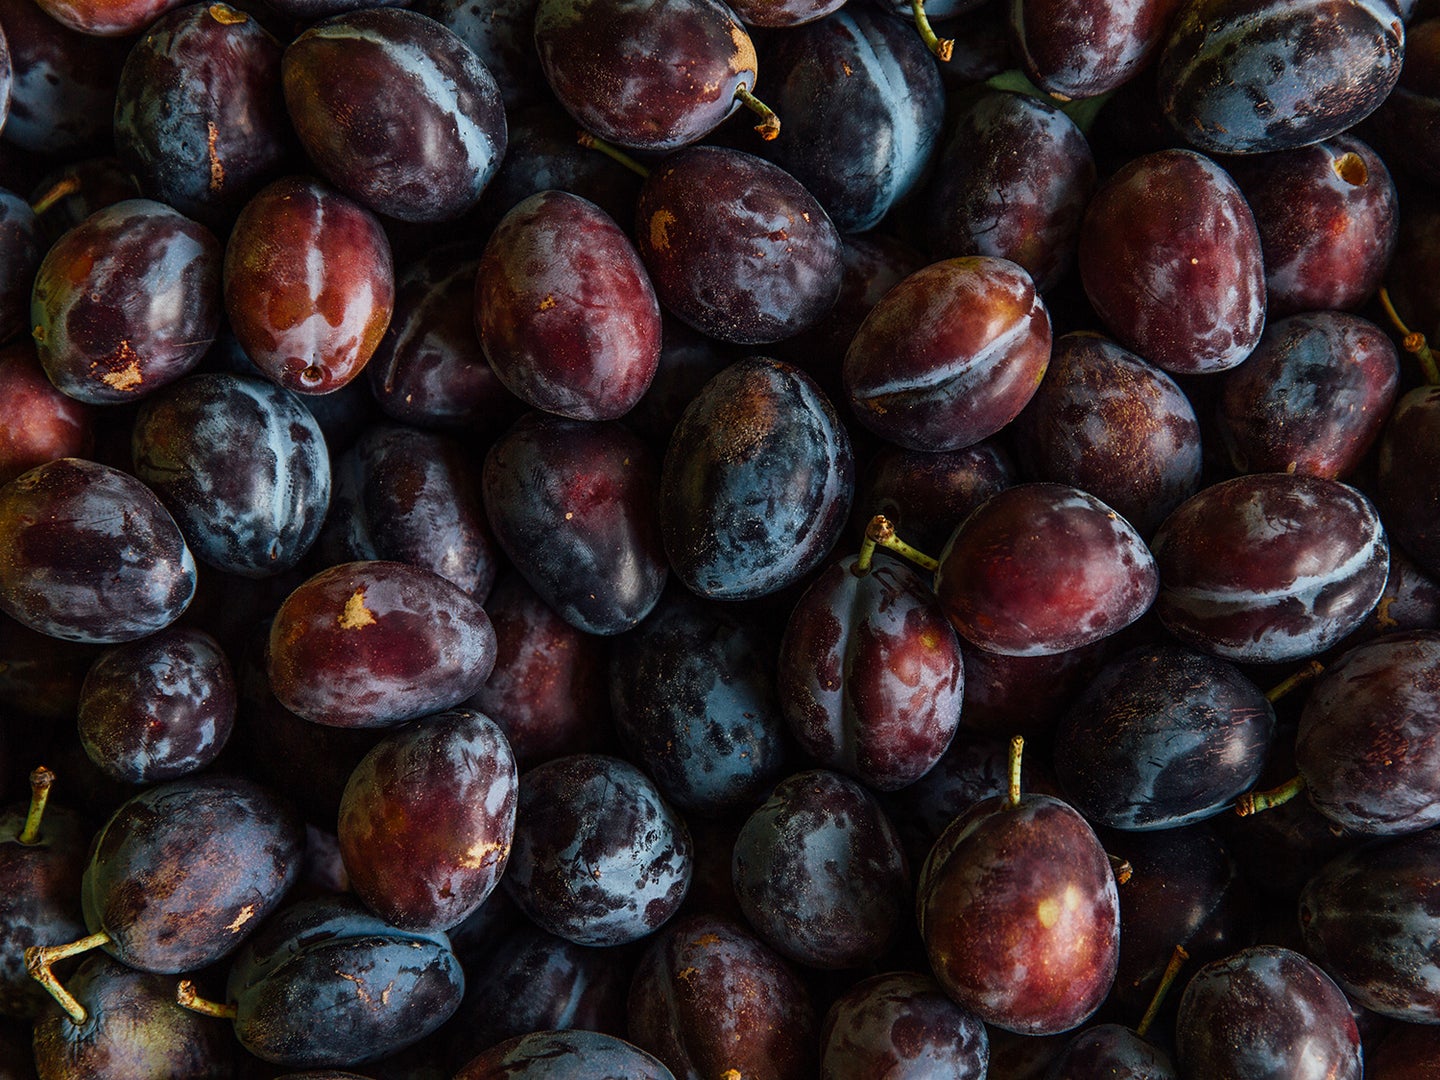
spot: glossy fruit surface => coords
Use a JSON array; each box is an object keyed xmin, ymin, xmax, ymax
[{"xmin": 819, "ymin": 971, "xmax": 989, "ymax": 1079}]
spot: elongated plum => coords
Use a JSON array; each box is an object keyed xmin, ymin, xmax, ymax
[
  {"xmin": 224, "ymin": 176, "xmax": 394, "ymax": 395},
  {"xmin": 31, "ymin": 199, "xmax": 220, "ymax": 404},
  {"xmin": 476, "ymin": 191, "xmax": 660, "ymax": 420},
  {"xmin": 934, "ymin": 483, "xmax": 1158, "ymax": 657},
  {"xmin": 267, "ymin": 561, "xmax": 496, "ymax": 728},
  {"xmin": 917, "ymin": 787, "xmax": 1119, "ymax": 1035},
  {"xmin": 660, "ymin": 357, "xmax": 853, "ymax": 600},
  {"xmin": 0, "ymin": 458, "xmax": 196, "ymax": 645},
  {"xmin": 844, "ymin": 257, "xmax": 1052, "ymax": 452},
  {"xmin": 483, "ymin": 412, "xmax": 666, "ymax": 635},
  {"xmin": 82, "ymin": 774, "xmax": 304, "ymax": 973},
  {"xmin": 338, "ymin": 708, "xmax": 517, "ymax": 932},
  {"xmin": 779, "ymin": 553, "xmax": 964, "ymax": 791},
  {"xmin": 636, "ymin": 147, "xmax": 843, "ymax": 345},
  {"xmin": 1078, "ymin": 149, "xmax": 1265, "ymax": 375},
  {"xmin": 1151, "ymin": 473, "xmax": 1389, "ymax": 663},
  {"xmin": 282, "ymin": 8, "xmax": 507, "ymax": 223}
]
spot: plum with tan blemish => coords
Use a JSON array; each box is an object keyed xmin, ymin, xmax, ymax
[
  {"xmin": 476, "ymin": 190, "xmax": 661, "ymax": 420},
  {"xmin": 31, "ymin": 198, "xmax": 220, "ymax": 405},
  {"xmin": 627, "ymin": 914, "xmax": 816, "ymax": 1080},
  {"xmin": 636, "ymin": 146, "xmax": 843, "ymax": 345},
  {"xmin": 934, "ymin": 482, "xmax": 1158, "ymax": 657},
  {"xmin": 844, "ymin": 257, "xmax": 1052, "ymax": 452},
  {"xmin": 224, "ymin": 176, "xmax": 394, "ymax": 396},
  {"xmin": 267, "ymin": 560, "xmax": 496, "ymax": 728},
  {"xmin": 338, "ymin": 708, "xmax": 517, "ymax": 932}
]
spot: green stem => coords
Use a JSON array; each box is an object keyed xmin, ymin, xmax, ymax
[
  {"xmin": 1235, "ymin": 774, "xmax": 1306, "ymax": 818},
  {"xmin": 29, "ymin": 175, "xmax": 81, "ymax": 217},
  {"xmin": 734, "ymin": 85, "xmax": 781, "ymax": 141},
  {"xmin": 910, "ymin": 0, "xmax": 953, "ymax": 62},
  {"xmin": 1135, "ymin": 945, "xmax": 1189, "ymax": 1039},
  {"xmin": 1379, "ymin": 286, "xmax": 1440, "ymax": 386},
  {"xmin": 1265, "ymin": 660, "xmax": 1324, "ymax": 704},
  {"xmin": 575, "ymin": 131, "xmax": 650, "ymax": 179},
  {"xmin": 863, "ymin": 515, "xmax": 939, "ymax": 574},
  {"xmin": 18, "ymin": 767, "xmax": 54, "ymax": 845}
]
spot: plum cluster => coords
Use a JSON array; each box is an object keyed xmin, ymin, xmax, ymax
[{"xmin": 1, "ymin": 0, "xmax": 1440, "ymax": 1076}]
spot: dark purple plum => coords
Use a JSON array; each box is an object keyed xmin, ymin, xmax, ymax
[
  {"xmin": 1078, "ymin": 149, "xmax": 1265, "ymax": 375},
  {"xmin": 79, "ymin": 774, "xmax": 303, "ymax": 974},
  {"xmin": 1338, "ymin": 548, "xmax": 1440, "ymax": 651},
  {"xmin": 113, "ymin": 2, "xmax": 291, "ymax": 229},
  {"xmin": 627, "ymin": 914, "xmax": 816, "ymax": 1080},
  {"xmin": 1361, "ymin": 16, "xmax": 1440, "ymax": 187},
  {"xmin": 0, "ymin": 614, "xmax": 100, "ymax": 724},
  {"xmin": 1377, "ymin": 387, "xmax": 1440, "ymax": 581},
  {"xmin": 33, "ymin": 0, "xmax": 187, "ymax": 35},
  {"xmin": 957, "ymin": 640, "xmax": 1106, "ymax": 742},
  {"xmin": 1299, "ymin": 828, "xmax": 1440, "ymax": 1023},
  {"xmin": 0, "ymin": 458, "xmax": 197, "ymax": 645},
  {"xmin": 0, "ymin": 769, "xmax": 86, "ymax": 1018},
  {"xmin": 413, "ymin": 0, "xmax": 545, "ymax": 111},
  {"xmin": 267, "ymin": 561, "xmax": 497, "ymax": 728},
  {"xmin": 32, "ymin": 954, "xmax": 234, "ymax": 1080},
  {"xmin": 1044, "ymin": 1025, "xmax": 1177, "ymax": 1080},
  {"xmin": 366, "ymin": 249, "xmax": 522, "ymax": 434},
  {"xmin": 1293, "ymin": 631, "xmax": 1440, "ymax": 835},
  {"xmin": 31, "ymin": 200, "xmax": 221, "ymax": 405},
  {"xmin": 1151, "ymin": 473, "xmax": 1390, "ymax": 663},
  {"xmin": 224, "ymin": 896, "xmax": 464, "ymax": 1068},
  {"xmin": 224, "ymin": 176, "xmax": 394, "ymax": 396},
  {"xmin": 926, "ymin": 90, "xmax": 1095, "ymax": 293},
  {"xmin": 934, "ymin": 483, "xmax": 1158, "ymax": 657},
  {"xmin": 131, "ymin": 373, "xmax": 331, "ymax": 578},
  {"xmin": 476, "ymin": 190, "xmax": 661, "ymax": 420},
  {"xmin": 282, "ymin": 8, "xmax": 506, "ymax": 223},
  {"xmin": 852, "ymin": 441, "xmax": 1015, "ymax": 563},
  {"xmin": 820, "ymin": 971, "xmax": 989, "ymax": 1079},
  {"xmin": 732, "ymin": 769, "xmax": 908, "ymax": 969},
  {"xmin": 917, "ymin": 777, "xmax": 1120, "ymax": 1035},
  {"xmin": 445, "ymin": 922, "xmax": 631, "ymax": 1067},
  {"xmin": 454, "ymin": 1030, "xmax": 675, "ymax": 1079},
  {"xmin": 1053, "ymin": 645, "xmax": 1274, "ymax": 831},
  {"xmin": 503, "ymin": 754, "xmax": 691, "ymax": 947},
  {"xmin": 1215, "ymin": 312, "xmax": 1398, "ymax": 479},
  {"xmin": 1228, "ymin": 135, "xmax": 1398, "ymax": 317},
  {"xmin": 466, "ymin": 574, "xmax": 613, "ymax": 769},
  {"xmin": 609, "ymin": 588, "xmax": 788, "ymax": 814},
  {"xmin": 0, "ymin": 344, "xmax": 93, "ymax": 487},
  {"xmin": 779, "ymin": 553, "xmax": 963, "ymax": 791},
  {"xmin": 1012, "ymin": 334, "xmax": 1201, "ymax": 537},
  {"xmin": 623, "ymin": 317, "xmax": 735, "ymax": 451},
  {"xmin": 844, "ymin": 257, "xmax": 1051, "ymax": 452},
  {"xmin": 77, "ymin": 626, "xmax": 235, "ymax": 784},
  {"xmin": 1157, "ymin": 0, "xmax": 1404, "ymax": 154},
  {"xmin": 1010, "ymin": 0, "xmax": 1181, "ymax": 99},
  {"xmin": 483, "ymin": 412, "xmax": 666, "ymax": 635},
  {"xmin": 321, "ymin": 424, "xmax": 496, "ymax": 599},
  {"xmin": 635, "ymin": 146, "xmax": 843, "ymax": 345},
  {"xmin": 0, "ymin": 0, "xmax": 128, "ymax": 156},
  {"xmin": 659, "ymin": 356, "xmax": 853, "ymax": 600},
  {"xmin": 26, "ymin": 159, "xmax": 141, "ymax": 246},
  {"xmin": 338, "ymin": 709, "xmax": 517, "ymax": 933},
  {"xmin": 534, "ymin": 0, "xmax": 761, "ymax": 152},
  {"xmin": 0, "ymin": 190, "xmax": 41, "ymax": 345},
  {"xmin": 1367, "ymin": 1025, "xmax": 1440, "ymax": 1080},
  {"xmin": 1174, "ymin": 945, "xmax": 1361, "ymax": 1080},
  {"xmin": 758, "ymin": 6, "xmax": 944, "ymax": 233}
]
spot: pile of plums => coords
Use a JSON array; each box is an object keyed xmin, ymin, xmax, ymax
[{"xmin": 2, "ymin": 0, "xmax": 1440, "ymax": 1075}]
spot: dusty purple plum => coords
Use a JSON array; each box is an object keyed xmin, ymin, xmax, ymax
[
  {"xmin": 1010, "ymin": 0, "xmax": 1180, "ymax": 99},
  {"xmin": 77, "ymin": 627, "xmax": 235, "ymax": 785},
  {"xmin": 732, "ymin": 769, "xmax": 908, "ymax": 970},
  {"xmin": 267, "ymin": 561, "xmax": 497, "ymax": 728},
  {"xmin": 338, "ymin": 708, "xmax": 517, "ymax": 932},
  {"xmin": 1175, "ymin": 946, "xmax": 1361, "ymax": 1080},
  {"xmin": 1377, "ymin": 387, "xmax": 1440, "ymax": 581},
  {"xmin": 0, "ymin": 191, "xmax": 42, "ymax": 346},
  {"xmin": 282, "ymin": 8, "xmax": 507, "ymax": 223},
  {"xmin": 917, "ymin": 785, "xmax": 1120, "ymax": 1035},
  {"xmin": 627, "ymin": 914, "xmax": 816, "ymax": 1080},
  {"xmin": 779, "ymin": 553, "xmax": 964, "ymax": 791},
  {"xmin": 1046, "ymin": 1024, "xmax": 1177, "ymax": 1080},
  {"xmin": 1078, "ymin": 149, "xmax": 1266, "ymax": 375},
  {"xmin": 31, "ymin": 199, "xmax": 220, "ymax": 404},
  {"xmin": 934, "ymin": 483, "xmax": 1158, "ymax": 657},
  {"xmin": 476, "ymin": 191, "xmax": 660, "ymax": 420},
  {"xmin": 1151, "ymin": 473, "xmax": 1389, "ymax": 663},
  {"xmin": 0, "ymin": 458, "xmax": 196, "ymax": 645},
  {"xmin": 503, "ymin": 754, "xmax": 691, "ymax": 947},
  {"xmin": 820, "ymin": 971, "xmax": 989, "ymax": 1079},
  {"xmin": 455, "ymin": 1030, "xmax": 675, "ymax": 1079},
  {"xmin": 844, "ymin": 257, "xmax": 1052, "ymax": 452}
]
